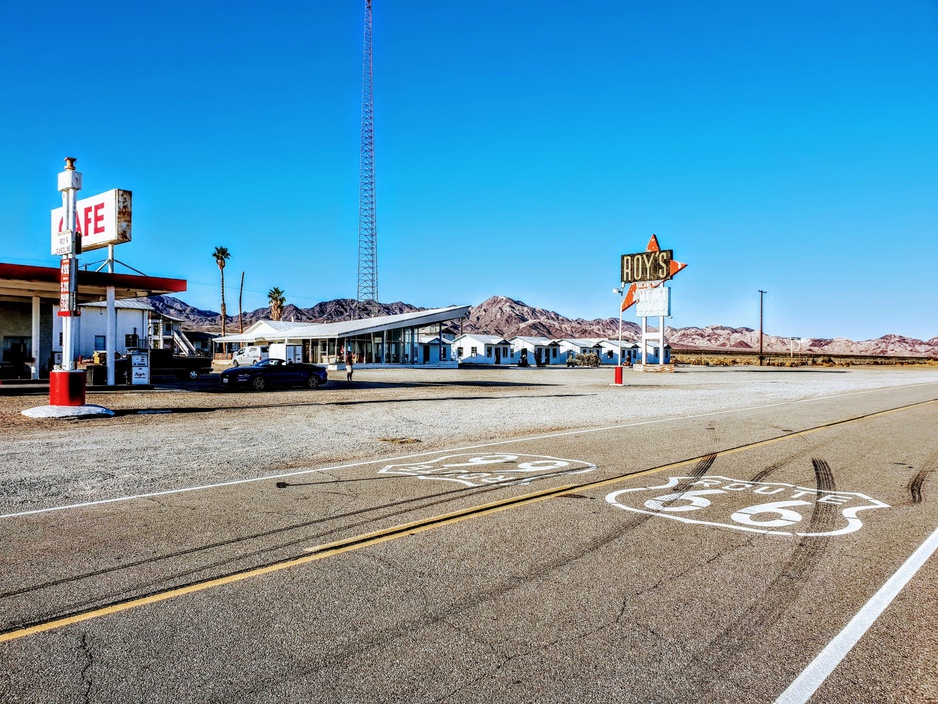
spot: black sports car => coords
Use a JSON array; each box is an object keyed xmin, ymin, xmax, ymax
[{"xmin": 219, "ymin": 358, "xmax": 328, "ymax": 391}]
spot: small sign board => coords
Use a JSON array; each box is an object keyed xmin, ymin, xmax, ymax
[
  {"xmin": 57, "ymin": 257, "xmax": 79, "ymax": 317},
  {"xmin": 51, "ymin": 189, "xmax": 132, "ymax": 254},
  {"xmin": 636, "ymin": 286, "xmax": 671, "ymax": 318}
]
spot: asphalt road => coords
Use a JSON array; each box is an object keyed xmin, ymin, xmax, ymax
[{"xmin": 1, "ymin": 370, "xmax": 936, "ymax": 703}]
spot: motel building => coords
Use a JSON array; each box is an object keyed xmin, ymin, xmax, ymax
[
  {"xmin": 452, "ymin": 334, "xmax": 511, "ymax": 365},
  {"xmin": 213, "ymin": 305, "xmax": 471, "ymax": 369},
  {"xmin": 452, "ymin": 334, "xmax": 666, "ymax": 367},
  {"xmin": 0, "ymin": 262, "xmax": 186, "ymax": 379},
  {"xmin": 510, "ymin": 336, "xmax": 561, "ymax": 367}
]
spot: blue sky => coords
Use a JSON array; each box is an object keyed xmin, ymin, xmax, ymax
[{"xmin": 2, "ymin": 1, "xmax": 936, "ymax": 341}]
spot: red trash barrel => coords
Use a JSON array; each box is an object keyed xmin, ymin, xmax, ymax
[
  {"xmin": 50, "ymin": 370, "xmax": 87, "ymax": 406},
  {"xmin": 614, "ymin": 365, "xmax": 624, "ymax": 386}
]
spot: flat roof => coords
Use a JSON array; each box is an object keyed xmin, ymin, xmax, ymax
[
  {"xmin": 215, "ymin": 305, "xmax": 471, "ymax": 344},
  {"xmin": 0, "ymin": 262, "xmax": 187, "ymax": 303}
]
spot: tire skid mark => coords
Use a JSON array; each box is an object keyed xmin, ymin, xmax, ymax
[
  {"xmin": 907, "ymin": 454, "xmax": 935, "ymax": 504},
  {"xmin": 685, "ymin": 458, "xmax": 840, "ymax": 693},
  {"xmin": 909, "ymin": 470, "xmax": 928, "ymax": 503},
  {"xmin": 660, "ymin": 454, "xmax": 718, "ymax": 507},
  {"xmin": 748, "ymin": 443, "xmax": 822, "ymax": 484}
]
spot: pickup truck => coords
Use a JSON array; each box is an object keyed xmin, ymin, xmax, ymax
[{"xmin": 116, "ymin": 349, "xmax": 213, "ymax": 381}]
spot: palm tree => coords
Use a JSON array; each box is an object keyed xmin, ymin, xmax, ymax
[
  {"xmin": 212, "ymin": 246, "xmax": 230, "ymax": 337},
  {"xmin": 268, "ymin": 286, "xmax": 286, "ymax": 321}
]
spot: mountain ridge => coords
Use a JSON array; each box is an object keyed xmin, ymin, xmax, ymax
[{"xmin": 148, "ymin": 294, "xmax": 938, "ymax": 358}]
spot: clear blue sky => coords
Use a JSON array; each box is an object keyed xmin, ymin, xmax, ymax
[{"xmin": 2, "ymin": 1, "xmax": 936, "ymax": 341}]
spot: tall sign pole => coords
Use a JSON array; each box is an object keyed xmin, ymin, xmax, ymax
[
  {"xmin": 50, "ymin": 157, "xmax": 87, "ymax": 406},
  {"xmin": 57, "ymin": 157, "xmax": 82, "ymax": 369}
]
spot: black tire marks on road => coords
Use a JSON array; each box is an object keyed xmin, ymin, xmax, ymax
[
  {"xmin": 907, "ymin": 454, "xmax": 935, "ymax": 504},
  {"xmin": 683, "ymin": 458, "xmax": 840, "ymax": 697}
]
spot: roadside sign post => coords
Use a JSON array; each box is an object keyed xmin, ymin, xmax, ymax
[
  {"xmin": 50, "ymin": 171, "xmax": 133, "ymax": 390},
  {"xmin": 49, "ymin": 157, "xmax": 87, "ymax": 406},
  {"xmin": 618, "ymin": 235, "xmax": 686, "ymax": 373},
  {"xmin": 612, "ymin": 282, "xmax": 626, "ymax": 384}
]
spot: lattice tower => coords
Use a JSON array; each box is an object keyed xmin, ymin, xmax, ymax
[{"xmin": 356, "ymin": 0, "xmax": 378, "ymax": 319}]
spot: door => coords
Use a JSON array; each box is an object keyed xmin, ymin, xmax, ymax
[{"xmin": 2, "ymin": 336, "xmax": 29, "ymax": 365}]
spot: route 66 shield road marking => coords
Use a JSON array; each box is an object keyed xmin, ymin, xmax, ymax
[
  {"xmin": 606, "ymin": 475, "xmax": 889, "ymax": 537},
  {"xmin": 378, "ymin": 453, "xmax": 596, "ymax": 488}
]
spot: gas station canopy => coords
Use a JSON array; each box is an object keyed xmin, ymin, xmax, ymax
[{"xmin": 0, "ymin": 262, "xmax": 186, "ymax": 304}]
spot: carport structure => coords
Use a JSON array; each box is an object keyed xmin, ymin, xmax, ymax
[
  {"xmin": 0, "ymin": 262, "xmax": 186, "ymax": 379},
  {"xmin": 214, "ymin": 305, "xmax": 471, "ymax": 368}
]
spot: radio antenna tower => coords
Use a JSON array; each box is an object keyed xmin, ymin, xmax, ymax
[{"xmin": 356, "ymin": 0, "xmax": 378, "ymax": 319}]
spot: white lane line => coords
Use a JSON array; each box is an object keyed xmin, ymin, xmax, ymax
[
  {"xmin": 2, "ymin": 389, "xmax": 932, "ymax": 520},
  {"xmin": 775, "ymin": 525, "xmax": 938, "ymax": 704}
]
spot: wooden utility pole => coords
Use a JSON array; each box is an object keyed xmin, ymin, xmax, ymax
[
  {"xmin": 238, "ymin": 271, "xmax": 245, "ymax": 333},
  {"xmin": 759, "ymin": 289, "xmax": 766, "ymax": 366}
]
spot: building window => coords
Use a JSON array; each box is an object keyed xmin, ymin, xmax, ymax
[
  {"xmin": 95, "ymin": 335, "xmax": 106, "ymax": 350},
  {"xmin": 486, "ymin": 346, "xmax": 492, "ymax": 357},
  {"xmin": 457, "ymin": 347, "xmax": 463, "ymax": 358},
  {"xmin": 470, "ymin": 347, "xmax": 478, "ymax": 357},
  {"xmin": 552, "ymin": 348, "xmax": 558, "ymax": 358}
]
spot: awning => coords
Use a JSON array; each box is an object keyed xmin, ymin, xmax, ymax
[{"xmin": 0, "ymin": 262, "xmax": 187, "ymax": 303}]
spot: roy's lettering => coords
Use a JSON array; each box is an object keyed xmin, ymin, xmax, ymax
[{"xmin": 621, "ymin": 249, "xmax": 673, "ymax": 284}]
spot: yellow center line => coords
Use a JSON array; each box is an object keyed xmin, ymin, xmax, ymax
[
  {"xmin": 2, "ymin": 398, "xmax": 933, "ymax": 644},
  {"xmin": 0, "ymin": 484, "xmax": 575, "ymax": 644}
]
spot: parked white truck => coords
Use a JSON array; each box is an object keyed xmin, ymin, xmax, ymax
[
  {"xmin": 231, "ymin": 345, "xmax": 268, "ymax": 366},
  {"xmin": 231, "ymin": 343, "xmax": 303, "ymax": 366}
]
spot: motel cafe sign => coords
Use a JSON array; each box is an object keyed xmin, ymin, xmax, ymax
[{"xmin": 51, "ymin": 188, "xmax": 132, "ymax": 256}]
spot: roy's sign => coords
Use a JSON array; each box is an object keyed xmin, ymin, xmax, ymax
[
  {"xmin": 51, "ymin": 189, "xmax": 132, "ymax": 255},
  {"xmin": 620, "ymin": 248, "xmax": 674, "ymax": 284}
]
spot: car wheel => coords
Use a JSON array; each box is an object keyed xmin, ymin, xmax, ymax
[
  {"xmin": 251, "ymin": 375, "xmax": 267, "ymax": 391},
  {"xmin": 188, "ymin": 369, "xmax": 199, "ymax": 380},
  {"xmin": 231, "ymin": 360, "xmax": 239, "ymax": 367},
  {"xmin": 306, "ymin": 374, "xmax": 320, "ymax": 389}
]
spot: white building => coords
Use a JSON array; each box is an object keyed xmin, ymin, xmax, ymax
[
  {"xmin": 52, "ymin": 298, "xmax": 203, "ymax": 362},
  {"xmin": 597, "ymin": 339, "xmax": 639, "ymax": 365},
  {"xmin": 509, "ymin": 336, "xmax": 562, "ymax": 366},
  {"xmin": 556, "ymin": 338, "xmax": 604, "ymax": 365},
  {"xmin": 417, "ymin": 335, "xmax": 454, "ymax": 364},
  {"xmin": 452, "ymin": 334, "xmax": 511, "ymax": 365},
  {"xmin": 214, "ymin": 305, "xmax": 471, "ymax": 368}
]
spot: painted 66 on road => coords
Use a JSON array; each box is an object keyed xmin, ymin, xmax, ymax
[{"xmin": 606, "ymin": 475, "xmax": 888, "ymax": 537}]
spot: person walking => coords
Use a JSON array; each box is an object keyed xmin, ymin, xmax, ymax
[{"xmin": 345, "ymin": 350, "xmax": 355, "ymax": 382}]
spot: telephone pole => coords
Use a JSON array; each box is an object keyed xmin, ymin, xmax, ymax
[{"xmin": 758, "ymin": 289, "xmax": 766, "ymax": 366}]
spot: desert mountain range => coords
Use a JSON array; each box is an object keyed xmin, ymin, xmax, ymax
[{"xmin": 150, "ymin": 294, "xmax": 938, "ymax": 358}]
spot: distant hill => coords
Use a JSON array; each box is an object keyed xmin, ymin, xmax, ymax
[{"xmin": 146, "ymin": 294, "xmax": 938, "ymax": 358}]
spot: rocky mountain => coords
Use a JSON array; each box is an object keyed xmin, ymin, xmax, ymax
[
  {"xmin": 147, "ymin": 294, "xmax": 938, "ymax": 358},
  {"xmin": 461, "ymin": 295, "xmax": 641, "ymax": 340},
  {"xmin": 151, "ymin": 296, "xmax": 420, "ymax": 332}
]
